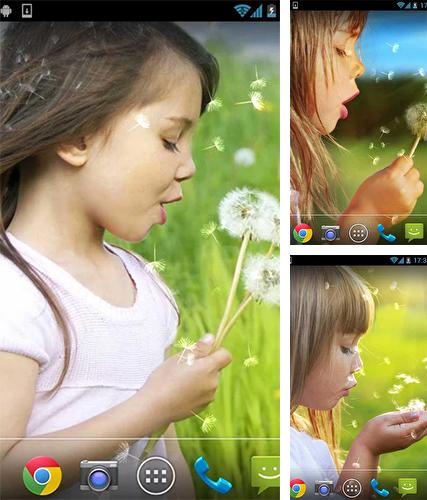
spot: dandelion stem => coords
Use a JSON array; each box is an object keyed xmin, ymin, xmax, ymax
[
  {"xmin": 220, "ymin": 293, "xmax": 254, "ymax": 343},
  {"xmin": 266, "ymin": 242, "xmax": 275, "ymax": 258},
  {"xmin": 213, "ymin": 230, "xmax": 251, "ymax": 351},
  {"xmin": 139, "ymin": 428, "xmax": 166, "ymax": 461},
  {"xmin": 409, "ymin": 135, "xmax": 421, "ymax": 158}
]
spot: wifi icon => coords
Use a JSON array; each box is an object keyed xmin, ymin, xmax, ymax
[
  {"xmin": 390, "ymin": 256, "xmax": 399, "ymax": 264},
  {"xmin": 396, "ymin": 1, "xmax": 406, "ymax": 6},
  {"xmin": 234, "ymin": 4, "xmax": 251, "ymax": 17}
]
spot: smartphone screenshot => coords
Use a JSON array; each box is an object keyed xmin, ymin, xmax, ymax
[
  {"xmin": 290, "ymin": 1, "xmax": 427, "ymax": 245},
  {"xmin": 0, "ymin": 2, "xmax": 279, "ymax": 499},
  {"xmin": 291, "ymin": 254, "xmax": 427, "ymax": 499}
]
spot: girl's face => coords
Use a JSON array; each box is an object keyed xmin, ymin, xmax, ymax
[
  {"xmin": 312, "ymin": 28, "xmax": 365, "ymax": 134},
  {"xmin": 299, "ymin": 333, "xmax": 363, "ymax": 410},
  {"xmin": 77, "ymin": 64, "xmax": 202, "ymax": 242}
]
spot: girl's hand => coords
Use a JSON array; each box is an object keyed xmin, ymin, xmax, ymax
[
  {"xmin": 344, "ymin": 156, "xmax": 424, "ymax": 227},
  {"xmin": 142, "ymin": 334, "xmax": 232, "ymax": 424},
  {"xmin": 356, "ymin": 411, "xmax": 427, "ymax": 457}
]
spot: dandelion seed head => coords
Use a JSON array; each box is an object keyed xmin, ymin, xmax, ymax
[
  {"xmin": 175, "ymin": 337, "xmax": 195, "ymax": 350},
  {"xmin": 114, "ymin": 442, "xmax": 130, "ymax": 463},
  {"xmin": 380, "ymin": 126, "xmax": 390, "ymax": 135},
  {"xmin": 396, "ymin": 373, "xmax": 420, "ymax": 384},
  {"xmin": 250, "ymin": 92, "xmax": 265, "ymax": 111},
  {"xmin": 405, "ymin": 103, "xmax": 427, "ymax": 140},
  {"xmin": 201, "ymin": 414, "xmax": 217, "ymax": 433},
  {"xmin": 218, "ymin": 188, "xmax": 279, "ymax": 242},
  {"xmin": 250, "ymin": 77, "xmax": 267, "ymax": 90},
  {"xmin": 146, "ymin": 260, "xmax": 166, "ymax": 273},
  {"xmin": 206, "ymin": 97, "xmax": 223, "ymax": 112},
  {"xmin": 243, "ymin": 255, "xmax": 280, "ymax": 306},
  {"xmin": 244, "ymin": 355, "xmax": 259, "ymax": 368},
  {"xmin": 234, "ymin": 148, "xmax": 256, "ymax": 167}
]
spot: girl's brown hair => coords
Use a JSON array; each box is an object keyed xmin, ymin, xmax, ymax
[
  {"xmin": 0, "ymin": 22, "xmax": 219, "ymax": 393},
  {"xmin": 291, "ymin": 11, "xmax": 368, "ymax": 219},
  {"xmin": 290, "ymin": 266, "xmax": 375, "ymax": 467}
]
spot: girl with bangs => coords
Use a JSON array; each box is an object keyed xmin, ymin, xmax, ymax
[
  {"xmin": 290, "ymin": 266, "xmax": 427, "ymax": 499},
  {"xmin": 291, "ymin": 12, "xmax": 424, "ymax": 244}
]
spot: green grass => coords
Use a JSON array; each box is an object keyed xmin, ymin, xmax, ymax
[
  {"xmin": 107, "ymin": 45, "xmax": 280, "ymax": 499},
  {"xmin": 340, "ymin": 267, "xmax": 427, "ymax": 496}
]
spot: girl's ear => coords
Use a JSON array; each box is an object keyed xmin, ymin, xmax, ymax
[{"xmin": 56, "ymin": 137, "xmax": 88, "ymax": 167}]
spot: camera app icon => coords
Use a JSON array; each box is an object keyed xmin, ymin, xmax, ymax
[
  {"xmin": 321, "ymin": 225, "xmax": 340, "ymax": 242},
  {"xmin": 315, "ymin": 480, "xmax": 333, "ymax": 496},
  {"xmin": 80, "ymin": 460, "xmax": 118, "ymax": 492}
]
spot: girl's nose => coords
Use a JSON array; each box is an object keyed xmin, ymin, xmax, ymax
[
  {"xmin": 176, "ymin": 156, "xmax": 196, "ymax": 182},
  {"xmin": 352, "ymin": 57, "xmax": 365, "ymax": 80},
  {"xmin": 352, "ymin": 351, "xmax": 364, "ymax": 373}
]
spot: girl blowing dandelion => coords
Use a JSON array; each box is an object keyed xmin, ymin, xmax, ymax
[
  {"xmin": 291, "ymin": 267, "xmax": 427, "ymax": 499},
  {"xmin": 291, "ymin": 12, "xmax": 424, "ymax": 243},
  {"xmin": 0, "ymin": 22, "xmax": 232, "ymax": 499}
]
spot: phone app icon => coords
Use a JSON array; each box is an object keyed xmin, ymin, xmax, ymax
[
  {"xmin": 398, "ymin": 478, "xmax": 417, "ymax": 495},
  {"xmin": 370, "ymin": 478, "xmax": 389, "ymax": 497},
  {"xmin": 290, "ymin": 477, "xmax": 306, "ymax": 498},
  {"xmin": 377, "ymin": 224, "xmax": 396, "ymax": 243},
  {"xmin": 405, "ymin": 223, "xmax": 424, "ymax": 242},
  {"xmin": 293, "ymin": 223, "xmax": 313, "ymax": 243},
  {"xmin": 194, "ymin": 456, "xmax": 232, "ymax": 494},
  {"xmin": 23, "ymin": 456, "xmax": 62, "ymax": 496},
  {"xmin": 252, "ymin": 456, "xmax": 280, "ymax": 494}
]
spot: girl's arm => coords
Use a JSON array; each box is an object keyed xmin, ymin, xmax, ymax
[
  {"xmin": 164, "ymin": 423, "xmax": 196, "ymax": 500},
  {"xmin": 0, "ymin": 345, "xmax": 231, "ymax": 498},
  {"xmin": 335, "ymin": 411, "xmax": 427, "ymax": 499}
]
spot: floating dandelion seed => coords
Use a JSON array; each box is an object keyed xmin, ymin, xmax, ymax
[
  {"xmin": 397, "ymin": 148, "xmax": 405, "ymax": 157},
  {"xmin": 380, "ymin": 142, "xmax": 386, "ymax": 149},
  {"xmin": 394, "ymin": 302, "xmax": 406, "ymax": 310},
  {"xmin": 175, "ymin": 337, "xmax": 195, "ymax": 350},
  {"xmin": 218, "ymin": 188, "xmax": 280, "ymax": 242},
  {"xmin": 386, "ymin": 42, "xmax": 400, "ymax": 53},
  {"xmin": 325, "ymin": 281, "xmax": 330, "ymax": 290},
  {"xmin": 250, "ymin": 66, "xmax": 268, "ymax": 91},
  {"xmin": 381, "ymin": 71, "xmax": 394, "ymax": 80},
  {"xmin": 358, "ymin": 367, "xmax": 366, "ymax": 377},
  {"xmin": 129, "ymin": 112, "xmax": 150, "ymax": 131},
  {"xmin": 200, "ymin": 222, "xmax": 220, "ymax": 245},
  {"xmin": 369, "ymin": 155, "xmax": 380, "ymax": 166},
  {"xmin": 379, "ymin": 126, "xmax": 390, "ymax": 139},
  {"xmin": 244, "ymin": 346, "xmax": 259, "ymax": 368},
  {"xmin": 243, "ymin": 255, "xmax": 280, "ymax": 306},
  {"xmin": 235, "ymin": 92, "xmax": 265, "ymax": 111},
  {"xmin": 371, "ymin": 287, "xmax": 379, "ymax": 296},
  {"xmin": 415, "ymin": 67, "xmax": 425, "ymax": 77},
  {"xmin": 390, "ymin": 281, "xmax": 398, "ymax": 291},
  {"xmin": 234, "ymin": 148, "xmax": 256, "ymax": 167},
  {"xmin": 114, "ymin": 442, "xmax": 130, "ymax": 463},
  {"xmin": 368, "ymin": 142, "xmax": 376, "ymax": 150},
  {"xmin": 350, "ymin": 420, "xmax": 358, "ymax": 429},
  {"xmin": 51, "ymin": 34, "xmax": 60, "ymax": 45},
  {"xmin": 397, "ymin": 399, "xmax": 426, "ymax": 412},
  {"xmin": 383, "ymin": 357, "xmax": 391, "ymax": 365},
  {"xmin": 396, "ymin": 373, "xmax": 420, "ymax": 385},
  {"xmin": 352, "ymin": 462, "xmax": 361, "ymax": 469},
  {"xmin": 406, "ymin": 103, "xmax": 427, "ymax": 158},
  {"xmin": 373, "ymin": 392, "xmax": 380, "ymax": 399},
  {"xmin": 19, "ymin": 83, "xmax": 45, "ymax": 101},
  {"xmin": 192, "ymin": 412, "xmax": 217, "ymax": 433},
  {"xmin": 146, "ymin": 260, "xmax": 166, "ymax": 273},
  {"xmin": 375, "ymin": 77, "xmax": 381, "ymax": 84},
  {"xmin": 206, "ymin": 97, "xmax": 223, "ymax": 112},
  {"xmin": 388, "ymin": 384, "xmax": 404, "ymax": 395},
  {"xmin": 203, "ymin": 136, "xmax": 225, "ymax": 152}
]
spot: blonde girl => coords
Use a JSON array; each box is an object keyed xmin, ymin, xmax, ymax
[
  {"xmin": 0, "ymin": 22, "xmax": 232, "ymax": 499},
  {"xmin": 291, "ymin": 12, "xmax": 424, "ymax": 243},
  {"xmin": 290, "ymin": 266, "xmax": 427, "ymax": 499}
]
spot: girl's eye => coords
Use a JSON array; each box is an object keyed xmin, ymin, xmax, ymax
[
  {"xmin": 341, "ymin": 346, "xmax": 356, "ymax": 355},
  {"xmin": 335, "ymin": 47, "xmax": 351, "ymax": 57},
  {"xmin": 162, "ymin": 139, "xmax": 180, "ymax": 153}
]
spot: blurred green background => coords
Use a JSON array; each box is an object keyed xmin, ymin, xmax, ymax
[
  {"xmin": 341, "ymin": 266, "xmax": 427, "ymax": 496},
  {"xmin": 108, "ymin": 25, "xmax": 280, "ymax": 499}
]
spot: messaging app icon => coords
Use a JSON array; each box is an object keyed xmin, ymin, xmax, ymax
[
  {"xmin": 405, "ymin": 223, "xmax": 424, "ymax": 242},
  {"xmin": 251, "ymin": 456, "xmax": 280, "ymax": 495},
  {"xmin": 398, "ymin": 478, "xmax": 417, "ymax": 495}
]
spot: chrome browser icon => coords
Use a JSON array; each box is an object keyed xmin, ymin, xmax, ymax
[{"xmin": 23, "ymin": 456, "xmax": 62, "ymax": 496}]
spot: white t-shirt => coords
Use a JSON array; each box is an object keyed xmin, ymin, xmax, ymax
[
  {"xmin": 0, "ymin": 233, "xmax": 179, "ymax": 498},
  {"xmin": 290, "ymin": 426, "xmax": 339, "ymax": 499}
]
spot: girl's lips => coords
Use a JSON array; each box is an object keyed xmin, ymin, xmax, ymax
[{"xmin": 340, "ymin": 105, "xmax": 349, "ymax": 120}]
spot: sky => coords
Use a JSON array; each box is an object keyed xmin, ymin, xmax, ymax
[{"xmin": 359, "ymin": 11, "xmax": 427, "ymax": 77}]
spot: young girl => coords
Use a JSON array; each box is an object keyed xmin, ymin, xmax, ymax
[
  {"xmin": 0, "ymin": 22, "xmax": 232, "ymax": 499},
  {"xmin": 291, "ymin": 12, "xmax": 424, "ymax": 244},
  {"xmin": 290, "ymin": 266, "xmax": 427, "ymax": 499}
]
